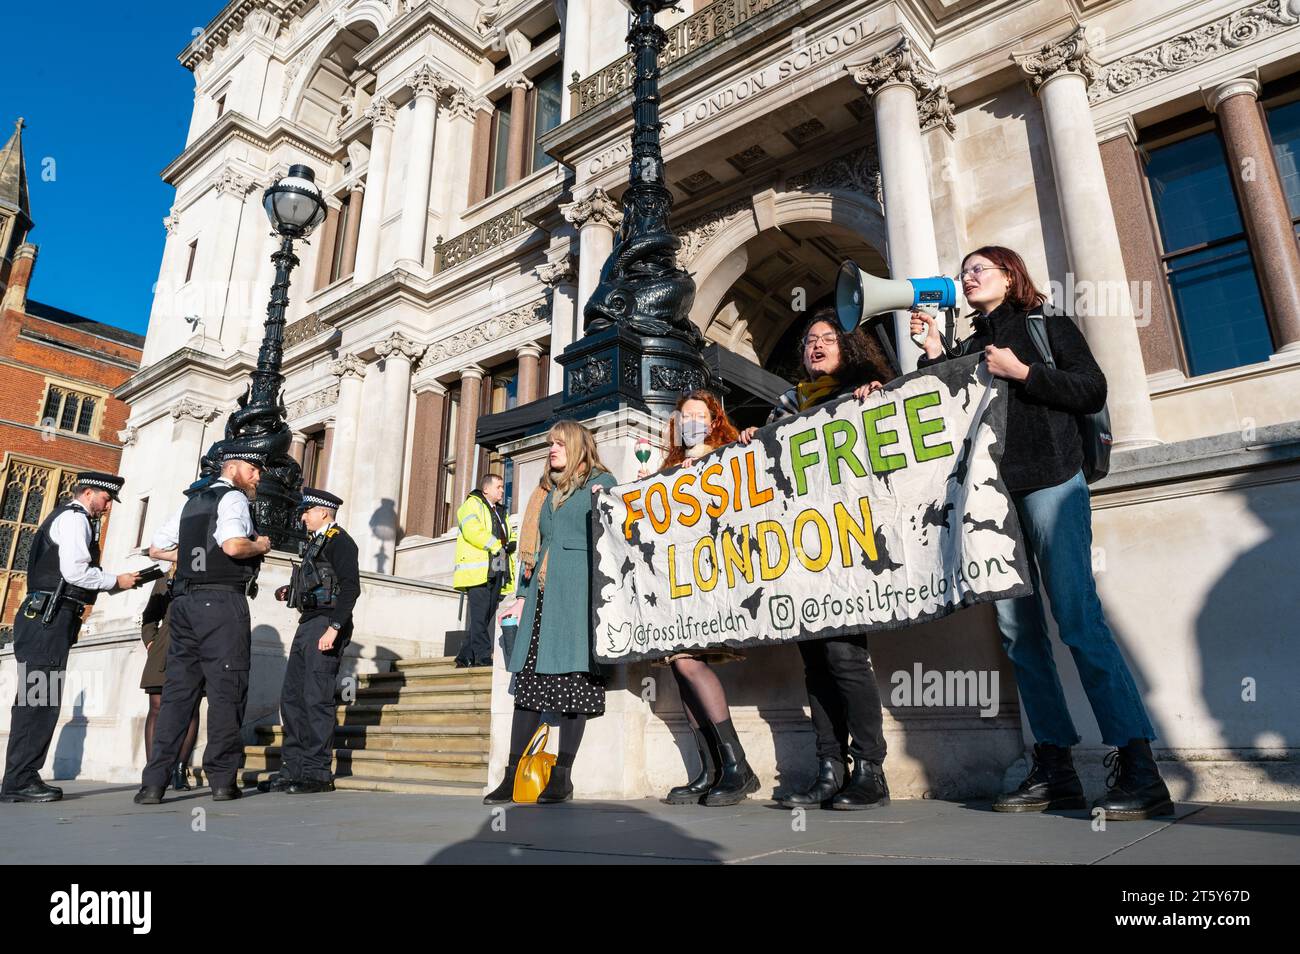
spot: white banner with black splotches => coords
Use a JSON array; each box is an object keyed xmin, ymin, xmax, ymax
[{"xmin": 590, "ymin": 354, "xmax": 1033, "ymax": 664}]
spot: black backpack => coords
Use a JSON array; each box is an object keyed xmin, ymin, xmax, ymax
[{"xmin": 1024, "ymin": 311, "xmax": 1113, "ymax": 484}]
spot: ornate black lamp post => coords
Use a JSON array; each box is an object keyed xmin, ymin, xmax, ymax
[
  {"xmin": 198, "ymin": 164, "xmax": 327, "ymax": 550},
  {"xmin": 556, "ymin": 0, "xmax": 719, "ymax": 419}
]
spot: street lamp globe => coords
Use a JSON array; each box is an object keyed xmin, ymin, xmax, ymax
[{"xmin": 263, "ymin": 164, "xmax": 327, "ymax": 238}]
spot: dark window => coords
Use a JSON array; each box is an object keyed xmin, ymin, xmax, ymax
[
  {"xmin": 41, "ymin": 387, "xmax": 62, "ymax": 427},
  {"xmin": 330, "ymin": 195, "xmax": 351, "ymax": 282},
  {"xmin": 1267, "ymin": 98, "xmax": 1300, "ymax": 229},
  {"xmin": 185, "ymin": 240, "xmax": 198, "ymax": 283},
  {"xmin": 76, "ymin": 397, "xmax": 96, "ymax": 436},
  {"xmin": 58, "ymin": 393, "xmax": 80, "ymax": 432},
  {"xmin": 436, "ymin": 386, "xmax": 461, "ymax": 535},
  {"xmin": 488, "ymin": 95, "xmax": 512, "ymax": 196},
  {"xmin": 215, "ymin": 95, "xmax": 226, "ymax": 118},
  {"xmin": 1145, "ymin": 131, "xmax": 1273, "ymax": 375},
  {"xmin": 531, "ymin": 66, "xmax": 563, "ymax": 173}
]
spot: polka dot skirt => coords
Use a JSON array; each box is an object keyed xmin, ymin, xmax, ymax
[{"xmin": 513, "ymin": 588, "xmax": 606, "ymax": 716}]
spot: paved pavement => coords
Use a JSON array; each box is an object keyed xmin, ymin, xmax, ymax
[{"xmin": 1, "ymin": 780, "xmax": 1297, "ymax": 864}]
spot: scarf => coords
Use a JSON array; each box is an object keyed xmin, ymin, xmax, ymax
[
  {"xmin": 519, "ymin": 484, "xmax": 549, "ymax": 590},
  {"xmin": 796, "ymin": 375, "xmax": 841, "ymax": 411}
]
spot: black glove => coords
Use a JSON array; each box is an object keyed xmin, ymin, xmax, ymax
[{"xmin": 505, "ymin": 541, "xmax": 516, "ymax": 556}]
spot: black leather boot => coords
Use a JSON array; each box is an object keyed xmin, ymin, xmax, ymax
[
  {"xmin": 665, "ymin": 727, "xmax": 718, "ymax": 805},
  {"xmin": 778, "ymin": 758, "xmax": 844, "ymax": 809},
  {"xmin": 703, "ymin": 720, "xmax": 759, "ymax": 807},
  {"xmin": 536, "ymin": 765, "xmax": 573, "ymax": 804},
  {"xmin": 993, "ymin": 743, "xmax": 1086, "ymax": 812},
  {"xmin": 1093, "ymin": 739, "xmax": 1174, "ymax": 820},
  {"xmin": 830, "ymin": 759, "xmax": 889, "ymax": 810},
  {"xmin": 257, "ymin": 773, "xmax": 296, "ymax": 793},
  {"xmin": 0, "ymin": 780, "xmax": 63, "ymax": 803},
  {"xmin": 133, "ymin": 785, "xmax": 164, "ymax": 805},
  {"xmin": 482, "ymin": 764, "xmax": 518, "ymax": 805},
  {"xmin": 172, "ymin": 762, "xmax": 193, "ymax": 792}
]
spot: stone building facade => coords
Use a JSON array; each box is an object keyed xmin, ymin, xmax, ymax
[{"xmin": 13, "ymin": 0, "xmax": 1300, "ymax": 798}]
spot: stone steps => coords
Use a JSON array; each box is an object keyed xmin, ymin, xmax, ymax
[
  {"xmin": 244, "ymin": 746, "xmax": 488, "ymax": 783},
  {"xmin": 243, "ymin": 655, "xmax": 492, "ymax": 795},
  {"xmin": 254, "ymin": 724, "xmax": 489, "ymax": 754}
]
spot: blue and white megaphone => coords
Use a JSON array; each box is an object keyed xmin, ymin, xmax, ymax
[{"xmin": 835, "ymin": 260, "xmax": 958, "ymax": 347}]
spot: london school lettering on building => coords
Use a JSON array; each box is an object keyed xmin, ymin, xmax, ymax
[{"xmin": 591, "ymin": 356, "xmax": 1032, "ymax": 664}]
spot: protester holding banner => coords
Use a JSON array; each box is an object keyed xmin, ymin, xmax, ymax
[
  {"xmin": 914, "ymin": 246, "xmax": 1172, "ymax": 821},
  {"xmin": 483, "ymin": 420, "xmax": 616, "ymax": 805},
  {"xmin": 639, "ymin": 389, "xmax": 761, "ymax": 807},
  {"xmin": 740, "ymin": 310, "xmax": 895, "ymax": 810}
]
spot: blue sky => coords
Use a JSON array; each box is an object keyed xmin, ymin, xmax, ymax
[{"xmin": 2, "ymin": 4, "xmax": 218, "ymax": 336}]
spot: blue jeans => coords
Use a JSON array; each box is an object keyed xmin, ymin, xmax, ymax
[{"xmin": 995, "ymin": 470, "xmax": 1155, "ymax": 748}]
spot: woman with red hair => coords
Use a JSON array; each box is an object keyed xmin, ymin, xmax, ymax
[{"xmin": 640, "ymin": 390, "xmax": 759, "ymax": 807}]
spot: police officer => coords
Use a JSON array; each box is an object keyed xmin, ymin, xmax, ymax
[
  {"xmin": 259, "ymin": 487, "xmax": 359, "ymax": 795},
  {"xmin": 1, "ymin": 472, "xmax": 141, "ymax": 803},
  {"xmin": 135, "ymin": 451, "xmax": 271, "ymax": 804}
]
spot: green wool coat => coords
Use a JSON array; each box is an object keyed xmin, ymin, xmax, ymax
[{"xmin": 508, "ymin": 469, "xmax": 616, "ymax": 675}]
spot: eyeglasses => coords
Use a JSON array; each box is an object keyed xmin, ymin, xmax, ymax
[
  {"xmin": 956, "ymin": 264, "xmax": 1006, "ymax": 281},
  {"xmin": 803, "ymin": 332, "xmax": 839, "ymax": 349}
]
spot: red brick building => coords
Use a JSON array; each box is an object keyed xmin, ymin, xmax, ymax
[{"xmin": 0, "ymin": 118, "xmax": 144, "ymax": 630}]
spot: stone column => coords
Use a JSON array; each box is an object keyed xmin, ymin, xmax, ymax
[
  {"xmin": 358, "ymin": 331, "xmax": 424, "ymax": 572},
  {"xmin": 313, "ymin": 200, "xmax": 341, "ymax": 290},
  {"xmin": 1205, "ymin": 75, "xmax": 1300, "ymax": 356},
  {"xmin": 406, "ymin": 376, "xmax": 448, "ymax": 538},
  {"xmin": 1013, "ymin": 27, "xmax": 1160, "ymax": 449},
  {"xmin": 537, "ymin": 257, "xmax": 578, "ymax": 387},
  {"xmin": 561, "ymin": 189, "xmax": 622, "ymax": 326},
  {"xmin": 452, "ymin": 365, "xmax": 486, "ymax": 508},
  {"xmin": 395, "ymin": 65, "xmax": 447, "ymax": 274},
  {"xmin": 319, "ymin": 420, "xmax": 335, "ymax": 486},
  {"xmin": 467, "ymin": 107, "xmax": 494, "ymax": 206},
  {"xmin": 326, "ymin": 354, "xmax": 367, "ymax": 527},
  {"xmin": 560, "ymin": 3, "xmax": 589, "ymax": 122},
  {"xmin": 339, "ymin": 183, "xmax": 365, "ymax": 279},
  {"xmin": 847, "ymin": 38, "xmax": 945, "ymax": 374},
  {"xmin": 506, "ymin": 76, "xmax": 533, "ymax": 186},
  {"xmin": 517, "ymin": 342, "xmax": 543, "ymax": 404},
  {"xmin": 353, "ymin": 96, "xmax": 396, "ymax": 284},
  {"xmin": 289, "ymin": 432, "xmax": 308, "ymax": 466}
]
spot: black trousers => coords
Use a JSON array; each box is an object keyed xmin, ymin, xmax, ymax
[
  {"xmin": 2, "ymin": 603, "xmax": 79, "ymax": 791},
  {"xmin": 457, "ymin": 583, "xmax": 501, "ymax": 665},
  {"xmin": 798, "ymin": 634, "xmax": 888, "ymax": 765},
  {"xmin": 278, "ymin": 616, "xmax": 341, "ymax": 782},
  {"xmin": 142, "ymin": 590, "xmax": 250, "ymax": 790}
]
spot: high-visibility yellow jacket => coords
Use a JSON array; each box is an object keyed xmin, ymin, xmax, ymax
[{"xmin": 452, "ymin": 492, "xmax": 516, "ymax": 594}]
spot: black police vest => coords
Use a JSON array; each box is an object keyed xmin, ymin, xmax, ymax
[
  {"xmin": 176, "ymin": 484, "xmax": 262, "ymax": 586},
  {"xmin": 27, "ymin": 502, "xmax": 102, "ymax": 605},
  {"xmin": 290, "ymin": 527, "xmax": 340, "ymax": 611}
]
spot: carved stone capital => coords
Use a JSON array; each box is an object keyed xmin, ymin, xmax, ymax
[
  {"xmin": 376, "ymin": 330, "xmax": 424, "ymax": 363},
  {"xmin": 447, "ymin": 87, "xmax": 476, "ymax": 120},
  {"xmin": 328, "ymin": 353, "xmax": 368, "ymax": 380},
  {"xmin": 163, "ymin": 210, "xmax": 181, "ymax": 235},
  {"xmin": 846, "ymin": 37, "xmax": 938, "ymax": 99},
  {"xmin": 117, "ymin": 426, "xmax": 138, "ymax": 447},
  {"xmin": 170, "ymin": 397, "xmax": 220, "ymax": 422},
  {"xmin": 507, "ymin": 75, "xmax": 534, "ymax": 91},
  {"xmin": 917, "ymin": 84, "xmax": 957, "ymax": 134},
  {"xmin": 408, "ymin": 63, "xmax": 450, "ymax": 99},
  {"xmin": 536, "ymin": 258, "xmax": 577, "ymax": 286},
  {"xmin": 1012, "ymin": 25, "xmax": 1098, "ymax": 95},
  {"xmin": 560, "ymin": 188, "xmax": 623, "ymax": 230},
  {"xmin": 364, "ymin": 95, "xmax": 397, "ymax": 129},
  {"xmin": 215, "ymin": 165, "xmax": 257, "ymax": 198}
]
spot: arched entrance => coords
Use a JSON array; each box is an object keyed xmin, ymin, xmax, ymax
[{"xmin": 685, "ymin": 189, "xmax": 893, "ymax": 384}]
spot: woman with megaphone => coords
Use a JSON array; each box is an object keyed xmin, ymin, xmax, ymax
[
  {"xmin": 915, "ymin": 245, "xmax": 1172, "ymax": 821},
  {"xmin": 739, "ymin": 309, "xmax": 895, "ymax": 810}
]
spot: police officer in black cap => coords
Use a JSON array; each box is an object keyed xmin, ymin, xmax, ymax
[
  {"xmin": 134, "ymin": 451, "xmax": 271, "ymax": 804},
  {"xmin": 260, "ymin": 487, "xmax": 359, "ymax": 794},
  {"xmin": 1, "ymin": 473, "xmax": 142, "ymax": 803}
]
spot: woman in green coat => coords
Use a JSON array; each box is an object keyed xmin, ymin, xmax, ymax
[{"xmin": 484, "ymin": 419, "xmax": 616, "ymax": 804}]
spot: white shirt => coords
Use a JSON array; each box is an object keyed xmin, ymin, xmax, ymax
[
  {"xmin": 151, "ymin": 479, "xmax": 257, "ymax": 551},
  {"xmin": 47, "ymin": 504, "xmax": 116, "ymax": 591}
]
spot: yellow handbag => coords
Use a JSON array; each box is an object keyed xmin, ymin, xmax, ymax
[{"xmin": 512, "ymin": 723, "xmax": 556, "ymax": 803}]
